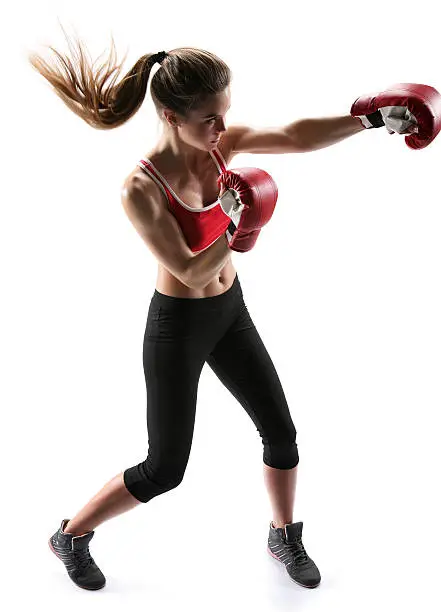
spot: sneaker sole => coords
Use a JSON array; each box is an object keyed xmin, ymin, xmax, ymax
[
  {"xmin": 267, "ymin": 546, "xmax": 320, "ymax": 589},
  {"xmin": 48, "ymin": 537, "xmax": 106, "ymax": 590}
]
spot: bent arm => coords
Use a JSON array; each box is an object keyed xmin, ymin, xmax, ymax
[
  {"xmin": 186, "ymin": 234, "xmax": 232, "ymax": 290},
  {"xmin": 121, "ymin": 177, "xmax": 231, "ymax": 290}
]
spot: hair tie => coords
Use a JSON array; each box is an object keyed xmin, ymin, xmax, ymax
[{"xmin": 151, "ymin": 51, "xmax": 167, "ymax": 65}]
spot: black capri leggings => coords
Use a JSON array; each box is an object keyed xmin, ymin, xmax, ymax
[{"xmin": 123, "ymin": 273, "xmax": 299, "ymax": 503}]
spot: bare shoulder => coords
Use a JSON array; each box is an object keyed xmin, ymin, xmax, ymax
[
  {"xmin": 220, "ymin": 125, "xmax": 251, "ymax": 156},
  {"xmin": 121, "ymin": 169, "xmax": 163, "ymax": 217},
  {"xmin": 217, "ymin": 129, "xmax": 238, "ymax": 165}
]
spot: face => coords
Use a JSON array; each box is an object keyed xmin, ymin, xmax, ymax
[{"xmin": 166, "ymin": 87, "xmax": 231, "ymax": 150}]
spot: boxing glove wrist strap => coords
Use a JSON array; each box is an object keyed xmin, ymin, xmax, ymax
[{"xmin": 362, "ymin": 110, "xmax": 385, "ymax": 129}]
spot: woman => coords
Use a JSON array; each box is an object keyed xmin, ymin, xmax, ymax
[{"xmin": 28, "ymin": 35, "xmax": 334, "ymax": 592}]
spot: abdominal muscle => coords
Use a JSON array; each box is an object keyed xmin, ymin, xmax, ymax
[{"xmin": 156, "ymin": 256, "xmax": 236, "ymax": 298}]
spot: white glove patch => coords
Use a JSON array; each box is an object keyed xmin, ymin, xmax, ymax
[
  {"xmin": 219, "ymin": 188, "xmax": 245, "ymax": 227},
  {"xmin": 379, "ymin": 105, "xmax": 419, "ymax": 134}
]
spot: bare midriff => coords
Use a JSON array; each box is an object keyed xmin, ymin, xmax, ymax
[
  {"xmin": 133, "ymin": 135, "xmax": 238, "ymax": 298},
  {"xmin": 156, "ymin": 257, "xmax": 236, "ymax": 298}
]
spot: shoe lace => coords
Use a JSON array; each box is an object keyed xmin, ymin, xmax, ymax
[
  {"xmin": 73, "ymin": 547, "xmax": 94, "ymax": 571},
  {"xmin": 286, "ymin": 536, "xmax": 309, "ymax": 565}
]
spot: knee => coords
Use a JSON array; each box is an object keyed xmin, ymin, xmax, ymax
[
  {"xmin": 263, "ymin": 436, "xmax": 299, "ymax": 470},
  {"xmin": 123, "ymin": 461, "xmax": 186, "ymax": 503}
]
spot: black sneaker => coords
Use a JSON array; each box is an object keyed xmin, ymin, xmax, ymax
[
  {"xmin": 267, "ymin": 520, "xmax": 321, "ymax": 588},
  {"xmin": 48, "ymin": 518, "xmax": 106, "ymax": 590}
]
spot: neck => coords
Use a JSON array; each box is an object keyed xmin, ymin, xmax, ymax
[{"xmin": 153, "ymin": 128, "xmax": 214, "ymax": 176}]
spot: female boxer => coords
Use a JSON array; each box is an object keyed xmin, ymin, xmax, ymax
[{"xmin": 29, "ymin": 32, "xmax": 437, "ymax": 592}]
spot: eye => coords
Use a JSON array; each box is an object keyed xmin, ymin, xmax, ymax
[{"xmin": 205, "ymin": 117, "xmax": 216, "ymax": 124}]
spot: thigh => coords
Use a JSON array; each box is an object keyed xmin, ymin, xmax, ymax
[
  {"xmin": 206, "ymin": 304, "xmax": 296, "ymax": 442},
  {"xmin": 142, "ymin": 321, "xmax": 206, "ymax": 477},
  {"xmin": 124, "ymin": 310, "xmax": 210, "ymax": 500}
]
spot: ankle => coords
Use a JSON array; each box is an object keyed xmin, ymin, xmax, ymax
[
  {"xmin": 63, "ymin": 520, "xmax": 90, "ymax": 536},
  {"xmin": 272, "ymin": 519, "xmax": 293, "ymax": 529}
]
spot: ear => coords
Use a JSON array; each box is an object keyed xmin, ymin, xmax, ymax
[
  {"xmin": 163, "ymin": 109, "xmax": 175, "ymax": 126},
  {"xmin": 163, "ymin": 109, "xmax": 184, "ymax": 128}
]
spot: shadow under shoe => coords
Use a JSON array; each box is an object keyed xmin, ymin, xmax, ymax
[
  {"xmin": 48, "ymin": 518, "xmax": 106, "ymax": 590},
  {"xmin": 267, "ymin": 520, "xmax": 321, "ymax": 588}
]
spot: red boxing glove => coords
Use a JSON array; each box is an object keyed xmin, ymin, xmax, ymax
[
  {"xmin": 351, "ymin": 83, "xmax": 441, "ymax": 150},
  {"xmin": 217, "ymin": 167, "xmax": 278, "ymax": 252}
]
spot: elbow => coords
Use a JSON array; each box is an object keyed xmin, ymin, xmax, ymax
[
  {"xmin": 183, "ymin": 265, "xmax": 209, "ymax": 291},
  {"xmin": 185, "ymin": 273, "xmax": 212, "ymax": 292},
  {"xmin": 181, "ymin": 265, "xmax": 199, "ymax": 290},
  {"xmin": 185, "ymin": 275, "xmax": 202, "ymax": 291}
]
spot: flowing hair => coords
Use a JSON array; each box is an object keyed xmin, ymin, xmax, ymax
[{"xmin": 28, "ymin": 24, "xmax": 232, "ymax": 130}]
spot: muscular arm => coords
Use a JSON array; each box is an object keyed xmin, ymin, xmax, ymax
[
  {"xmin": 121, "ymin": 176, "xmax": 231, "ymax": 290},
  {"xmin": 186, "ymin": 234, "xmax": 232, "ymax": 290}
]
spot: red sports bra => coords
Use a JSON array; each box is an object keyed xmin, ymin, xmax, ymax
[{"xmin": 137, "ymin": 148, "xmax": 231, "ymax": 253}]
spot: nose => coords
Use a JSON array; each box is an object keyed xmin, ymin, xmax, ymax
[{"xmin": 215, "ymin": 117, "xmax": 227, "ymax": 133}]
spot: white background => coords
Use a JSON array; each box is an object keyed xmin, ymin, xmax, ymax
[{"xmin": 2, "ymin": 1, "xmax": 440, "ymax": 610}]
